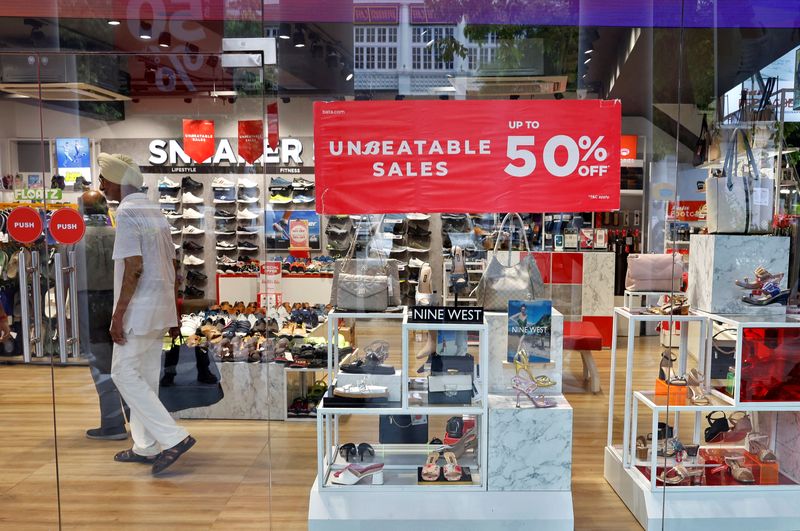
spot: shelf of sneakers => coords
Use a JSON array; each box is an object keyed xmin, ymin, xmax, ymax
[{"xmin": 269, "ymin": 175, "xmax": 315, "ymax": 208}]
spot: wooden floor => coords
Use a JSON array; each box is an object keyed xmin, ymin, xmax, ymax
[{"xmin": 0, "ymin": 330, "xmax": 672, "ymax": 530}]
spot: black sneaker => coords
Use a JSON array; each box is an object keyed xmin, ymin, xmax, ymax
[
  {"xmin": 187, "ymin": 270, "xmax": 207, "ymax": 283},
  {"xmin": 183, "ymin": 241, "xmax": 204, "ymax": 252},
  {"xmin": 182, "ymin": 176, "xmax": 203, "ymax": 190},
  {"xmin": 214, "ymin": 209, "xmax": 235, "ymax": 219},
  {"xmin": 184, "ymin": 285, "xmax": 205, "ymax": 298},
  {"xmin": 238, "ymin": 241, "xmax": 258, "ymax": 251}
]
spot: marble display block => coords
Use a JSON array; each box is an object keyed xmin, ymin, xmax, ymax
[
  {"xmin": 581, "ymin": 252, "xmax": 615, "ymax": 317},
  {"xmin": 178, "ymin": 362, "xmax": 286, "ymax": 420},
  {"xmin": 487, "ymin": 394, "xmax": 573, "ymax": 491},
  {"xmin": 688, "ymin": 234, "xmax": 790, "ymax": 315},
  {"xmin": 486, "ymin": 309, "xmax": 563, "ymax": 395},
  {"xmin": 334, "ymin": 370, "xmax": 402, "ymax": 402}
]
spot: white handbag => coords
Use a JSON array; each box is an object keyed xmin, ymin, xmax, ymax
[{"xmin": 706, "ymin": 128, "xmax": 774, "ymax": 234}]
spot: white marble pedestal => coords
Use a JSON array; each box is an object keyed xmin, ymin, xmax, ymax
[
  {"xmin": 485, "ymin": 310, "xmax": 564, "ymax": 395},
  {"xmin": 688, "ymin": 234, "xmax": 789, "ymax": 315},
  {"xmin": 178, "ymin": 361, "xmax": 286, "ymax": 420},
  {"xmin": 487, "ymin": 394, "xmax": 573, "ymax": 491}
]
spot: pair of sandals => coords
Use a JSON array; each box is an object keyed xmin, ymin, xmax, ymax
[
  {"xmin": 422, "ymin": 451, "xmax": 462, "ymax": 481},
  {"xmin": 338, "ymin": 442, "xmax": 374, "ymax": 462},
  {"xmin": 340, "ymin": 342, "xmax": 395, "ymax": 375},
  {"xmin": 736, "ymin": 267, "xmax": 790, "ymax": 306}
]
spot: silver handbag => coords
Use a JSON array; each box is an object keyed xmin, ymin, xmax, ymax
[
  {"xmin": 330, "ymin": 216, "xmax": 401, "ymax": 311},
  {"xmin": 474, "ymin": 213, "xmax": 545, "ymax": 311}
]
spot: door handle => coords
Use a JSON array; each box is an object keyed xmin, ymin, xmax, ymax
[
  {"xmin": 18, "ymin": 251, "xmax": 32, "ymax": 363},
  {"xmin": 54, "ymin": 252, "xmax": 69, "ymax": 363},
  {"xmin": 67, "ymin": 251, "xmax": 80, "ymax": 358},
  {"xmin": 21, "ymin": 251, "xmax": 45, "ymax": 361}
]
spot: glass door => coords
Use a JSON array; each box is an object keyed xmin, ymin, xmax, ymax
[
  {"xmin": 39, "ymin": 49, "xmax": 274, "ymax": 527},
  {"xmin": 0, "ymin": 51, "xmax": 60, "ymax": 527}
]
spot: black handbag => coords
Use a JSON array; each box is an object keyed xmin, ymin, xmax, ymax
[
  {"xmin": 159, "ymin": 337, "xmax": 224, "ymax": 412},
  {"xmin": 379, "ymin": 415, "xmax": 428, "ymax": 444},
  {"xmin": 430, "ymin": 353, "xmax": 474, "ymax": 374},
  {"xmin": 693, "ymin": 114, "xmax": 710, "ymax": 166},
  {"xmin": 710, "ymin": 329, "xmax": 736, "ymax": 379}
]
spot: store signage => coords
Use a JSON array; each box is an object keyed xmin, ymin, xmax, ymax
[
  {"xmin": 667, "ymin": 200, "xmax": 707, "ymax": 222},
  {"xmin": 314, "ymin": 100, "xmax": 621, "ymax": 214},
  {"xmin": 14, "ymin": 188, "xmax": 62, "ymax": 201},
  {"xmin": 238, "ymin": 120, "xmax": 264, "ymax": 164},
  {"xmin": 408, "ymin": 306, "xmax": 484, "ymax": 324},
  {"xmin": 148, "ymin": 138, "xmax": 304, "ymax": 167},
  {"xmin": 7, "ymin": 206, "xmax": 43, "ymax": 243},
  {"xmin": 289, "ymin": 219, "xmax": 310, "ymax": 250},
  {"xmin": 48, "ymin": 208, "xmax": 85, "ymax": 245},
  {"xmin": 258, "ymin": 261, "xmax": 282, "ymax": 309},
  {"xmin": 620, "ymin": 135, "xmax": 638, "ymax": 159},
  {"xmin": 183, "ymin": 120, "xmax": 216, "ymax": 163}
]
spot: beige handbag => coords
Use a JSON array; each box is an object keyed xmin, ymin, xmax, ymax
[
  {"xmin": 474, "ymin": 213, "xmax": 545, "ymax": 311},
  {"xmin": 625, "ymin": 253, "xmax": 684, "ymax": 292},
  {"xmin": 330, "ymin": 216, "xmax": 401, "ymax": 312}
]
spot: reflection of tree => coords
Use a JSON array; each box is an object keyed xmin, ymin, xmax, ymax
[{"xmin": 425, "ymin": 0, "xmax": 578, "ymax": 86}]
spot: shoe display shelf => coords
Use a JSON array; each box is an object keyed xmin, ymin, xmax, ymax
[
  {"xmin": 315, "ymin": 308, "xmax": 488, "ymax": 490},
  {"xmin": 310, "ymin": 307, "xmax": 574, "ymax": 530},
  {"xmin": 605, "ymin": 307, "xmax": 800, "ymax": 530}
]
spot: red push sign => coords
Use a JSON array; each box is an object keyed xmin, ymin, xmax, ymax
[
  {"xmin": 48, "ymin": 208, "xmax": 86, "ymax": 245},
  {"xmin": 7, "ymin": 206, "xmax": 43, "ymax": 243}
]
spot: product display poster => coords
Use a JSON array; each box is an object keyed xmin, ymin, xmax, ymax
[
  {"xmin": 507, "ymin": 300, "xmax": 552, "ymax": 363},
  {"xmin": 183, "ymin": 119, "xmax": 215, "ymax": 163},
  {"xmin": 265, "ymin": 210, "xmax": 320, "ymax": 250},
  {"xmin": 56, "ymin": 138, "xmax": 91, "ymax": 185},
  {"xmin": 314, "ymin": 100, "xmax": 621, "ymax": 214}
]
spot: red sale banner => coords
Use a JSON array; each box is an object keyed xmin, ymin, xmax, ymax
[
  {"xmin": 183, "ymin": 119, "xmax": 215, "ymax": 163},
  {"xmin": 667, "ymin": 200, "xmax": 707, "ymax": 221},
  {"xmin": 267, "ymin": 102, "xmax": 279, "ymax": 149},
  {"xmin": 238, "ymin": 120, "xmax": 264, "ymax": 164},
  {"xmin": 314, "ymin": 100, "xmax": 621, "ymax": 214}
]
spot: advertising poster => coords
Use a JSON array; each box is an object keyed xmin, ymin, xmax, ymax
[
  {"xmin": 314, "ymin": 100, "xmax": 621, "ymax": 214},
  {"xmin": 238, "ymin": 120, "xmax": 264, "ymax": 164},
  {"xmin": 507, "ymin": 300, "xmax": 552, "ymax": 363},
  {"xmin": 436, "ymin": 330, "xmax": 469, "ymax": 356},
  {"xmin": 183, "ymin": 119, "xmax": 215, "ymax": 163},
  {"xmin": 289, "ymin": 219, "xmax": 310, "ymax": 250},
  {"xmin": 265, "ymin": 210, "xmax": 320, "ymax": 250},
  {"xmin": 56, "ymin": 138, "xmax": 91, "ymax": 185},
  {"xmin": 258, "ymin": 261, "xmax": 282, "ymax": 309}
]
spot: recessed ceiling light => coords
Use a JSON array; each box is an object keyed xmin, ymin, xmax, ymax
[
  {"xmin": 584, "ymin": 48, "xmax": 593, "ymax": 54},
  {"xmin": 583, "ymin": 57, "xmax": 592, "ymax": 64},
  {"xmin": 108, "ymin": 20, "xmax": 121, "ymax": 26}
]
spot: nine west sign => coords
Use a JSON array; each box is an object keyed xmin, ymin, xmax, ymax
[{"xmin": 148, "ymin": 138, "xmax": 305, "ymax": 166}]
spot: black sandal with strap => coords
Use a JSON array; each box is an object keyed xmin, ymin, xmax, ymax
[
  {"xmin": 114, "ymin": 448, "xmax": 157, "ymax": 464},
  {"xmin": 151, "ymin": 435, "xmax": 196, "ymax": 475}
]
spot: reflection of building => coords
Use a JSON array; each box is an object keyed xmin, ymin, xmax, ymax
[{"xmin": 353, "ymin": 1, "xmax": 503, "ymax": 96}]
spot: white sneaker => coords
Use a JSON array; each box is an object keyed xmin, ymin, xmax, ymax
[
  {"xmin": 182, "ymin": 225, "xmax": 205, "ymax": 235},
  {"xmin": 170, "ymin": 227, "xmax": 181, "ymax": 235},
  {"xmin": 163, "ymin": 210, "xmax": 182, "ymax": 220},
  {"xmin": 183, "ymin": 254, "xmax": 205, "ymax": 266},
  {"xmin": 237, "ymin": 208, "xmax": 260, "ymax": 220},
  {"xmin": 182, "ymin": 192, "xmax": 204, "ymax": 204},
  {"xmin": 407, "ymin": 213, "xmax": 431, "ymax": 220},
  {"xmin": 212, "ymin": 177, "xmax": 235, "ymax": 188},
  {"xmin": 179, "ymin": 313, "xmax": 201, "ymax": 336},
  {"xmin": 159, "ymin": 195, "xmax": 180, "ymax": 203},
  {"xmin": 238, "ymin": 177, "xmax": 258, "ymax": 188},
  {"xmin": 173, "ymin": 242, "xmax": 181, "ymax": 251},
  {"xmin": 216, "ymin": 241, "xmax": 236, "ymax": 250},
  {"xmin": 182, "ymin": 208, "xmax": 203, "ymax": 219},
  {"xmin": 408, "ymin": 257, "xmax": 425, "ymax": 268},
  {"xmin": 159, "ymin": 177, "xmax": 180, "ymax": 189},
  {"xmin": 237, "ymin": 196, "xmax": 259, "ymax": 204}
]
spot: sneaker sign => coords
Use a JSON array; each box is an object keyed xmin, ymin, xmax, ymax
[{"xmin": 314, "ymin": 100, "xmax": 621, "ymax": 214}]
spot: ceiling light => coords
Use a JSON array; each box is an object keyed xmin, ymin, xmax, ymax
[
  {"xmin": 584, "ymin": 48, "xmax": 593, "ymax": 54},
  {"xmin": 278, "ymin": 23, "xmax": 291, "ymax": 39},
  {"xmin": 139, "ymin": 21, "xmax": 152, "ymax": 40},
  {"xmin": 583, "ymin": 57, "xmax": 592, "ymax": 65},
  {"xmin": 108, "ymin": 20, "xmax": 121, "ymax": 26},
  {"xmin": 158, "ymin": 32, "xmax": 171, "ymax": 48},
  {"xmin": 426, "ymin": 38, "xmax": 435, "ymax": 47},
  {"xmin": 292, "ymin": 28, "xmax": 305, "ymax": 48},
  {"xmin": 342, "ymin": 65, "xmax": 353, "ymax": 81},
  {"xmin": 209, "ymin": 90, "xmax": 237, "ymax": 97}
]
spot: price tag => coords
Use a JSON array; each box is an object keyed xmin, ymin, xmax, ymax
[{"xmin": 752, "ymin": 187, "xmax": 771, "ymax": 207}]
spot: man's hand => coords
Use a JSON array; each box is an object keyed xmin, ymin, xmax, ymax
[
  {"xmin": 110, "ymin": 314, "xmax": 126, "ymax": 345},
  {"xmin": 0, "ymin": 317, "xmax": 11, "ymax": 342}
]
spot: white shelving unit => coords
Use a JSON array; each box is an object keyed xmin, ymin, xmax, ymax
[
  {"xmin": 316, "ymin": 308, "xmax": 489, "ymax": 491},
  {"xmin": 605, "ymin": 306, "xmax": 800, "ymax": 530}
]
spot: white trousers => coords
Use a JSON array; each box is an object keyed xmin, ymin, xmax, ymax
[{"xmin": 111, "ymin": 329, "xmax": 188, "ymax": 456}]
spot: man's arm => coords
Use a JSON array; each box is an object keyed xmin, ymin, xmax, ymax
[
  {"xmin": 110, "ymin": 255, "xmax": 143, "ymax": 345},
  {"xmin": 0, "ymin": 305, "xmax": 10, "ymax": 341}
]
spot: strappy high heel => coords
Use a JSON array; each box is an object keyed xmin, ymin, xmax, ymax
[
  {"xmin": 658, "ymin": 464, "xmax": 704, "ymax": 485},
  {"xmin": 704, "ymin": 411, "xmax": 730, "ymax": 443},
  {"xmin": 686, "ymin": 368, "xmax": 710, "ymax": 405},
  {"xmin": 725, "ymin": 457, "xmax": 755, "ymax": 484},
  {"xmin": 513, "ymin": 350, "xmax": 557, "ymax": 388},
  {"xmin": 658, "ymin": 350, "xmax": 686, "ymax": 385},
  {"xmin": 746, "ymin": 432, "xmax": 777, "ymax": 463},
  {"xmin": 415, "ymin": 263, "xmax": 434, "ymax": 306},
  {"xmin": 511, "ymin": 375, "xmax": 556, "ymax": 408}
]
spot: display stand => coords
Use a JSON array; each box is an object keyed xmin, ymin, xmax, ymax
[
  {"xmin": 604, "ymin": 307, "xmax": 800, "ymax": 530},
  {"xmin": 309, "ymin": 307, "xmax": 574, "ymax": 529}
]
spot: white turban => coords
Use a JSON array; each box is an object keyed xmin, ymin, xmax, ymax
[{"xmin": 97, "ymin": 152, "xmax": 144, "ymax": 188}]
